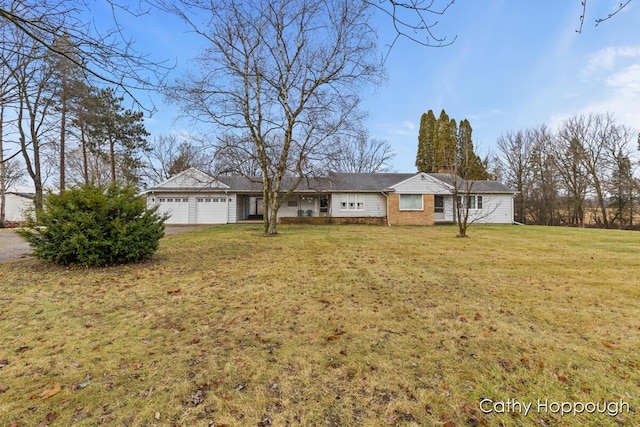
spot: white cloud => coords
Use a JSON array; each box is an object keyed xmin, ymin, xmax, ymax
[
  {"xmin": 605, "ymin": 64, "xmax": 640, "ymax": 92},
  {"xmin": 584, "ymin": 46, "xmax": 640, "ymax": 76}
]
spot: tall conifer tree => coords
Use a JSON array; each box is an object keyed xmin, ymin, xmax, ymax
[
  {"xmin": 458, "ymin": 119, "xmax": 490, "ymax": 179},
  {"xmin": 416, "ymin": 110, "xmax": 436, "ymax": 172}
]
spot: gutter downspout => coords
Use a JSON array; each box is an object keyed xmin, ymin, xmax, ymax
[
  {"xmin": 381, "ymin": 191, "xmax": 391, "ymax": 226},
  {"xmin": 225, "ymin": 190, "xmax": 230, "ymax": 224}
]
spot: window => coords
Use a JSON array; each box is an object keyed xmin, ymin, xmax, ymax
[
  {"xmin": 182, "ymin": 198, "xmax": 188, "ymax": 203},
  {"xmin": 399, "ymin": 194, "xmax": 423, "ymax": 210},
  {"xmin": 212, "ymin": 198, "xmax": 219, "ymax": 202},
  {"xmin": 205, "ymin": 198, "xmax": 211, "ymax": 202},
  {"xmin": 197, "ymin": 198, "xmax": 204, "ymax": 203},
  {"xmin": 434, "ymin": 195, "xmax": 444, "ymax": 213},
  {"xmin": 159, "ymin": 198, "xmax": 166, "ymax": 203},
  {"xmin": 287, "ymin": 198, "xmax": 298, "ymax": 208},
  {"xmin": 167, "ymin": 198, "xmax": 174, "ymax": 202},
  {"xmin": 458, "ymin": 195, "xmax": 483, "ymax": 210},
  {"xmin": 340, "ymin": 194, "xmax": 364, "ymax": 211}
]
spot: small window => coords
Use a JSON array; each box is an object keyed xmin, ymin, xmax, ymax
[
  {"xmin": 167, "ymin": 198, "xmax": 174, "ymax": 202},
  {"xmin": 182, "ymin": 198, "xmax": 188, "ymax": 203},
  {"xmin": 205, "ymin": 198, "xmax": 211, "ymax": 202},
  {"xmin": 197, "ymin": 198, "xmax": 204, "ymax": 203},
  {"xmin": 340, "ymin": 194, "xmax": 364, "ymax": 211},
  {"xmin": 159, "ymin": 198, "xmax": 166, "ymax": 203},
  {"xmin": 220, "ymin": 197, "xmax": 227, "ymax": 202},
  {"xmin": 287, "ymin": 198, "xmax": 298, "ymax": 208},
  {"xmin": 399, "ymin": 194, "xmax": 422, "ymax": 210},
  {"xmin": 213, "ymin": 198, "xmax": 219, "ymax": 203}
]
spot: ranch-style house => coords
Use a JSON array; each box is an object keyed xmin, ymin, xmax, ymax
[{"xmin": 144, "ymin": 168, "xmax": 517, "ymax": 226}]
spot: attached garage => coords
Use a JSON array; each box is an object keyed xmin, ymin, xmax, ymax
[
  {"xmin": 144, "ymin": 168, "xmax": 233, "ymax": 225},
  {"xmin": 156, "ymin": 195, "xmax": 190, "ymax": 225},
  {"xmin": 195, "ymin": 196, "xmax": 229, "ymax": 224}
]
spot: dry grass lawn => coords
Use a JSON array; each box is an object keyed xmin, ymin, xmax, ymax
[{"xmin": 0, "ymin": 224, "xmax": 638, "ymax": 426}]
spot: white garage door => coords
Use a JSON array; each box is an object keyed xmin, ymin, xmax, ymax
[
  {"xmin": 158, "ymin": 196, "xmax": 190, "ymax": 224},
  {"xmin": 196, "ymin": 196, "xmax": 228, "ymax": 224}
]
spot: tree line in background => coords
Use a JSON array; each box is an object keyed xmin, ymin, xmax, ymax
[
  {"xmin": 497, "ymin": 113, "xmax": 639, "ymax": 229},
  {"xmin": 1, "ymin": 0, "xmax": 638, "ymax": 234},
  {"xmin": 0, "ymin": 29, "xmax": 151, "ymax": 218}
]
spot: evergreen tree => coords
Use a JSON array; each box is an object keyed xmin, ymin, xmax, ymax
[
  {"xmin": 416, "ymin": 110, "xmax": 436, "ymax": 172},
  {"xmin": 415, "ymin": 109, "xmax": 490, "ymax": 177},
  {"xmin": 457, "ymin": 119, "xmax": 490, "ymax": 179},
  {"xmin": 434, "ymin": 110, "xmax": 457, "ymax": 170},
  {"xmin": 86, "ymin": 87, "xmax": 150, "ymax": 186},
  {"xmin": 48, "ymin": 35, "xmax": 87, "ymax": 192}
]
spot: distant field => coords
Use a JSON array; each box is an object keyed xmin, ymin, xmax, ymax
[{"xmin": 0, "ymin": 224, "xmax": 638, "ymax": 426}]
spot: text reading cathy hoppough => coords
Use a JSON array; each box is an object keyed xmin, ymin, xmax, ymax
[{"xmin": 479, "ymin": 398, "xmax": 631, "ymax": 417}]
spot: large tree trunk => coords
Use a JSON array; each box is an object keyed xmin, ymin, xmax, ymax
[{"xmin": 0, "ymin": 108, "xmax": 5, "ymax": 227}]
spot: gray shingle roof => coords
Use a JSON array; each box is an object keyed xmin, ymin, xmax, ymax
[{"xmin": 149, "ymin": 168, "xmax": 516, "ymax": 194}]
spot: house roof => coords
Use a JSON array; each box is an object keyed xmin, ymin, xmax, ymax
[
  {"xmin": 6, "ymin": 191, "xmax": 35, "ymax": 199},
  {"xmin": 145, "ymin": 168, "xmax": 516, "ymax": 195}
]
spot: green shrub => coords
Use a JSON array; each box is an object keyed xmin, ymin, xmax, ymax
[{"xmin": 18, "ymin": 184, "xmax": 167, "ymax": 266}]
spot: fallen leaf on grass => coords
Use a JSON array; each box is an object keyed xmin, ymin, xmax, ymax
[
  {"xmin": 38, "ymin": 383, "xmax": 61, "ymax": 399},
  {"xmin": 0, "ymin": 385, "xmax": 8, "ymax": 393},
  {"xmin": 602, "ymin": 342, "xmax": 617, "ymax": 349},
  {"xmin": 326, "ymin": 328, "xmax": 345, "ymax": 341},
  {"xmin": 498, "ymin": 358, "xmax": 516, "ymax": 372},
  {"xmin": 557, "ymin": 374, "xmax": 568, "ymax": 382},
  {"xmin": 167, "ymin": 288, "xmax": 181, "ymax": 295}
]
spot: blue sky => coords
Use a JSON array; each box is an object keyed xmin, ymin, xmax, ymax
[{"xmin": 128, "ymin": 1, "xmax": 640, "ymax": 173}]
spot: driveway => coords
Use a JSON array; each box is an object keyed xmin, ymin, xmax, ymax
[
  {"xmin": 0, "ymin": 226, "xmax": 198, "ymax": 263},
  {"xmin": 0, "ymin": 230, "xmax": 31, "ymax": 263}
]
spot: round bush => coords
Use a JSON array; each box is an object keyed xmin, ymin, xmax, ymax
[{"xmin": 18, "ymin": 184, "xmax": 167, "ymax": 266}]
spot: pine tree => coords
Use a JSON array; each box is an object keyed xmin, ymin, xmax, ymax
[
  {"xmin": 86, "ymin": 88, "xmax": 150, "ymax": 186},
  {"xmin": 457, "ymin": 119, "xmax": 490, "ymax": 179},
  {"xmin": 416, "ymin": 110, "xmax": 436, "ymax": 172}
]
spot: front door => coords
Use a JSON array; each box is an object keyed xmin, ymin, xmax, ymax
[{"xmin": 434, "ymin": 195, "xmax": 444, "ymax": 221}]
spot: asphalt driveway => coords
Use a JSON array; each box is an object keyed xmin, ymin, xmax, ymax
[
  {"xmin": 0, "ymin": 230, "xmax": 31, "ymax": 263},
  {"xmin": 0, "ymin": 226, "xmax": 198, "ymax": 263}
]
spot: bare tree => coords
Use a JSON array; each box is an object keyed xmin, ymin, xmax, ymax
[
  {"xmin": 552, "ymin": 129, "xmax": 589, "ymax": 227},
  {"xmin": 497, "ymin": 129, "xmax": 534, "ymax": 223},
  {"xmin": 326, "ymin": 133, "xmax": 396, "ymax": 173},
  {"xmin": 159, "ymin": 0, "xmax": 384, "ymax": 235},
  {"xmin": 527, "ymin": 125, "xmax": 560, "ymax": 225},
  {"xmin": 7, "ymin": 33, "xmax": 57, "ymax": 212},
  {"xmin": 1, "ymin": 0, "xmax": 167, "ymax": 104},
  {"xmin": 143, "ymin": 133, "xmax": 214, "ymax": 185}
]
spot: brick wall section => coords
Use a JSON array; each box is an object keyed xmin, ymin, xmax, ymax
[{"xmin": 388, "ymin": 194, "xmax": 435, "ymax": 225}]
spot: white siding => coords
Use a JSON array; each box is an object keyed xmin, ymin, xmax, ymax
[
  {"xmin": 467, "ymin": 194, "xmax": 514, "ymax": 224},
  {"xmin": 155, "ymin": 168, "xmax": 229, "ymax": 190},
  {"xmin": 4, "ymin": 193, "xmax": 34, "ymax": 222},
  {"xmin": 227, "ymin": 194, "xmax": 237, "ymax": 223},
  {"xmin": 330, "ymin": 193, "xmax": 386, "ymax": 217},
  {"xmin": 391, "ymin": 174, "xmax": 451, "ymax": 194},
  {"xmin": 439, "ymin": 195, "xmax": 456, "ymax": 223}
]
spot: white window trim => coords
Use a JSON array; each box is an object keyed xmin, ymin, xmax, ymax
[
  {"xmin": 339, "ymin": 194, "xmax": 365, "ymax": 211},
  {"xmin": 458, "ymin": 195, "xmax": 483, "ymax": 210},
  {"xmin": 399, "ymin": 194, "xmax": 423, "ymax": 211}
]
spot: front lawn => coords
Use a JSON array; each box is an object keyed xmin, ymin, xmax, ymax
[{"xmin": 0, "ymin": 224, "xmax": 638, "ymax": 426}]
